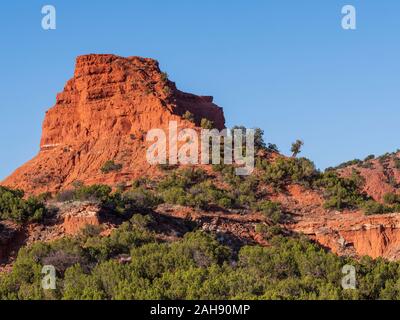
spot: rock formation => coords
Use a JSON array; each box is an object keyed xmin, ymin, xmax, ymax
[{"xmin": 2, "ymin": 54, "xmax": 225, "ymax": 194}]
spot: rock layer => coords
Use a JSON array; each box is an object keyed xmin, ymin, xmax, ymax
[{"xmin": 339, "ymin": 153, "xmax": 400, "ymax": 202}]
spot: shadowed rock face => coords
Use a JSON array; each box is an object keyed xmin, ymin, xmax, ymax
[{"xmin": 2, "ymin": 54, "xmax": 225, "ymax": 194}]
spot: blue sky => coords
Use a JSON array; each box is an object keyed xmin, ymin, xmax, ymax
[{"xmin": 0, "ymin": 0, "xmax": 399, "ymax": 179}]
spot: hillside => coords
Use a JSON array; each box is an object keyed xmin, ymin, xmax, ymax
[{"xmin": 2, "ymin": 54, "xmax": 224, "ymax": 194}]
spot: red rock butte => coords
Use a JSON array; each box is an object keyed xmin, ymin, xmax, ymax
[
  {"xmin": 2, "ymin": 54, "xmax": 400, "ymax": 263},
  {"xmin": 2, "ymin": 54, "xmax": 225, "ymax": 194}
]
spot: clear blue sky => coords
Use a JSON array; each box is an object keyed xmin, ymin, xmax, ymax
[{"xmin": 1, "ymin": 0, "xmax": 399, "ymax": 180}]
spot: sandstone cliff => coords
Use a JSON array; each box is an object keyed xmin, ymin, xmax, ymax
[{"xmin": 2, "ymin": 54, "xmax": 400, "ymax": 264}]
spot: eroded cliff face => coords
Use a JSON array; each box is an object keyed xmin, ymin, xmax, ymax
[
  {"xmin": 289, "ymin": 210, "xmax": 400, "ymax": 260},
  {"xmin": 2, "ymin": 54, "xmax": 225, "ymax": 194}
]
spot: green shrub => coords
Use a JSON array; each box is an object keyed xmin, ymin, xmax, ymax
[
  {"xmin": 74, "ymin": 185, "xmax": 112, "ymax": 202},
  {"xmin": 291, "ymin": 139, "xmax": 304, "ymax": 158},
  {"xmin": 160, "ymin": 180, "xmax": 233, "ymax": 210},
  {"xmin": 157, "ymin": 163, "xmax": 179, "ymax": 171},
  {"xmin": 162, "ymin": 86, "xmax": 172, "ymax": 95},
  {"xmin": 254, "ymin": 128, "xmax": 267, "ymax": 151},
  {"xmin": 226, "ymin": 174, "xmax": 258, "ymax": 208},
  {"xmin": 182, "ymin": 111, "xmax": 195, "ymax": 122},
  {"xmin": 157, "ymin": 168, "xmax": 238, "ymax": 210},
  {"xmin": 350, "ymin": 169, "xmax": 366, "ymax": 187},
  {"xmin": 364, "ymin": 154, "xmax": 375, "ymax": 162},
  {"xmin": 267, "ymin": 143, "xmax": 279, "ymax": 153},
  {"xmin": 100, "ymin": 160, "xmax": 122, "ymax": 174},
  {"xmin": 231, "ymin": 126, "xmax": 267, "ymax": 153},
  {"xmin": 394, "ymin": 158, "xmax": 400, "ymax": 170},
  {"xmin": 383, "ymin": 192, "xmax": 400, "ymax": 205},
  {"xmin": 158, "ymin": 168, "xmax": 208, "ymax": 191},
  {"xmin": 161, "ymin": 186, "xmax": 187, "ymax": 206},
  {"xmin": 55, "ymin": 183, "xmax": 161, "ymax": 215},
  {"xmin": 212, "ymin": 164, "xmax": 261, "ymax": 209},
  {"xmin": 262, "ymin": 157, "xmax": 318, "ymax": 189},
  {"xmin": 257, "ymin": 200, "xmax": 283, "ymax": 224},
  {"xmin": 378, "ymin": 153, "xmax": 391, "ymax": 165},
  {"xmin": 3, "ymin": 221, "xmax": 400, "ymax": 300},
  {"xmin": 334, "ymin": 159, "xmax": 362, "ymax": 169},
  {"xmin": 56, "ymin": 190, "xmax": 75, "ymax": 202},
  {"xmin": 160, "ymin": 72, "xmax": 168, "ymax": 83},
  {"xmin": 359, "ymin": 161, "xmax": 374, "ymax": 169},
  {"xmin": 255, "ymin": 224, "xmax": 282, "ymax": 239}
]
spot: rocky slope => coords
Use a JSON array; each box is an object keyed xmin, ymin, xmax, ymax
[{"xmin": 338, "ymin": 152, "xmax": 400, "ymax": 201}]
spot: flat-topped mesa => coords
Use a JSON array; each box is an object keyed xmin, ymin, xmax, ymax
[
  {"xmin": 2, "ymin": 54, "xmax": 226, "ymax": 195},
  {"xmin": 41, "ymin": 54, "xmax": 225, "ymax": 150}
]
